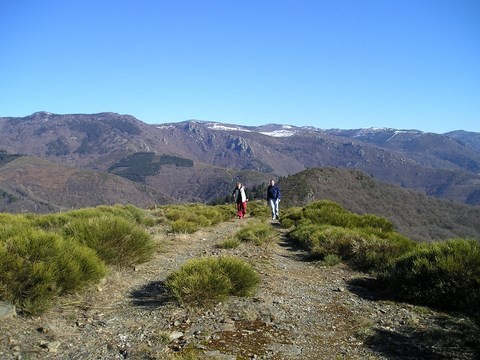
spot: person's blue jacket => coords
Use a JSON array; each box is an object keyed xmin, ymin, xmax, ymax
[{"xmin": 267, "ymin": 184, "xmax": 281, "ymax": 200}]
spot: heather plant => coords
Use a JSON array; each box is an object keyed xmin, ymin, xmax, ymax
[
  {"xmin": 347, "ymin": 231, "xmax": 416, "ymax": 273},
  {"xmin": 0, "ymin": 214, "xmax": 35, "ymax": 240},
  {"xmin": 235, "ymin": 222, "xmax": 278, "ymax": 246},
  {"xmin": 289, "ymin": 224, "xmax": 359, "ymax": 259},
  {"xmin": 246, "ymin": 200, "xmax": 270, "ymax": 220},
  {"xmin": 0, "ymin": 229, "xmax": 106, "ymax": 314},
  {"xmin": 62, "ymin": 215, "xmax": 154, "ymax": 267},
  {"xmin": 166, "ymin": 256, "xmax": 260, "ymax": 306},
  {"xmin": 289, "ymin": 200, "xmax": 395, "ymax": 234},
  {"xmin": 216, "ymin": 237, "xmax": 241, "ymax": 249},
  {"xmin": 170, "ymin": 218, "xmax": 201, "ymax": 234},
  {"xmin": 55, "ymin": 241, "xmax": 107, "ymax": 293},
  {"xmin": 0, "ymin": 213, "xmax": 33, "ymax": 230},
  {"xmin": 0, "ymin": 206, "xmax": 157, "ymax": 315},
  {"xmin": 389, "ymin": 238, "xmax": 480, "ymax": 319},
  {"xmin": 322, "ymin": 254, "xmax": 342, "ymax": 267},
  {"xmin": 216, "ymin": 256, "xmax": 261, "ymax": 296},
  {"xmin": 96, "ymin": 204, "xmax": 158, "ymax": 226},
  {"xmin": 287, "ymin": 201, "xmax": 416, "ymax": 273},
  {"xmin": 29, "ymin": 205, "xmax": 156, "ymax": 231},
  {"xmin": 28, "ymin": 212, "xmax": 71, "ymax": 230},
  {"xmin": 161, "ymin": 204, "xmax": 232, "ymax": 233},
  {"xmin": 278, "ymin": 206, "xmax": 303, "ymax": 229}
]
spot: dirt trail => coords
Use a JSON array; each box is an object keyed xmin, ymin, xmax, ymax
[{"xmin": 1, "ymin": 217, "xmax": 479, "ymax": 359}]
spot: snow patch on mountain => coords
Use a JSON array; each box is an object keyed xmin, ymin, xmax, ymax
[
  {"xmin": 208, "ymin": 123, "xmax": 252, "ymax": 132},
  {"xmin": 259, "ymin": 129, "xmax": 296, "ymax": 137}
]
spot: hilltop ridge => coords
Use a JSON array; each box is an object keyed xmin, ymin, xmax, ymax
[{"xmin": 1, "ymin": 215, "xmax": 478, "ymax": 359}]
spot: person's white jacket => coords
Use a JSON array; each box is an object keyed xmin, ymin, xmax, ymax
[{"xmin": 233, "ymin": 186, "xmax": 247, "ymax": 203}]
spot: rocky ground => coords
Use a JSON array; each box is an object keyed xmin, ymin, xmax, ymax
[{"xmin": 1, "ymin": 216, "xmax": 479, "ymax": 359}]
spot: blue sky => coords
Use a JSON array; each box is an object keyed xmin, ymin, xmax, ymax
[{"xmin": 1, "ymin": 0, "xmax": 479, "ymax": 133}]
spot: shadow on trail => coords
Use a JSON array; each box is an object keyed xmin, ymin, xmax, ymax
[
  {"xmin": 271, "ymin": 221, "xmax": 319, "ymax": 263},
  {"xmin": 361, "ymin": 315, "xmax": 480, "ymax": 360},
  {"xmin": 347, "ymin": 278, "xmax": 480, "ymax": 359},
  {"xmin": 129, "ymin": 280, "xmax": 173, "ymax": 308}
]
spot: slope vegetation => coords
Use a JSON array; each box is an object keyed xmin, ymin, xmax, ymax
[{"xmin": 279, "ymin": 167, "xmax": 480, "ymax": 242}]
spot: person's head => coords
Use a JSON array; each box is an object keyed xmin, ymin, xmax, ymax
[
  {"xmin": 236, "ymin": 182, "xmax": 242, "ymax": 189},
  {"xmin": 270, "ymin": 179, "xmax": 275, "ymax": 186}
]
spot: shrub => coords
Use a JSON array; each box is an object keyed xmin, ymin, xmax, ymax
[
  {"xmin": 0, "ymin": 231, "xmax": 59, "ymax": 314},
  {"xmin": 289, "ymin": 222, "xmax": 416, "ymax": 273},
  {"xmin": 284, "ymin": 200, "xmax": 396, "ymax": 235},
  {"xmin": 0, "ymin": 206, "xmax": 158, "ymax": 315},
  {"xmin": 235, "ymin": 222, "xmax": 277, "ymax": 246},
  {"xmin": 390, "ymin": 238, "xmax": 480, "ymax": 318},
  {"xmin": 29, "ymin": 213, "xmax": 71, "ymax": 230},
  {"xmin": 216, "ymin": 256, "xmax": 260, "ymax": 296},
  {"xmin": 170, "ymin": 218, "xmax": 200, "ymax": 234},
  {"xmin": 216, "ymin": 237, "xmax": 241, "ymax": 249},
  {"xmin": 29, "ymin": 205, "xmax": 156, "ymax": 231},
  {"xmin": 322, "ymin": 254, "xmax": 342, "ymax": 267},
  {"xmin": 0, "ymin": 215, "xmax": 35, "ymax": 241},
  {"xmin": 166, "ymin": 256, "xmax": 260, "ymax": 306},
  {"xmin": 279, "ymin": 207, "xmax": 303, "ymax": 229},
  {"xmin": 286, "ymin": 200, "xmax": 416, "ymax": 273},
  {"xmin": 246, "ymin": 200, "xmax": 270, "ymax": 220},
  {"xmin": 0, "ymin": 230, "xmax": 107, "ymax": 314},
  {"xmin": 63, "ymin": 215, "xmax": 154, "ymax": 267},
  {"xmin": 97, "ymin": 204, "xmax": 156, "ymax": 225},
  {"xmin": 55, "ymin": 241, "xmax": 107, "ymax": 293},
  {"xmin": 347, "ymin": 232, "xmax": 417, "ymax": 273},
  {"xmin": 162, "ymin": 204, "xmax": 232, "ymax": 234}
]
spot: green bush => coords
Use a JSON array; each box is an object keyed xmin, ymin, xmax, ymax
[
  {"xmin": 0, "ymin": 205, "xmax": 158, "ymax": 315},
  {"xmin": 279, "ymin": 207, "xmax": 303, "ymax": 229},
  {"xmin": 29, "ymin": 205, "xmax": 155, "ymax": 231},
  {"xmin": 216, "ymin": 257, "xmax": 260, "ymax": 296},
  {"xmin": 216, "ymin": 237, "xmax": 241, "ymax": 249},
  {"xmin": 0, "ymin": 230, "xmax": 107, "ymax": 314},
  {"xmin": 284, "ymin": 200, "xmax": 395, "ymax": 235},
  {"xmin": 247, "ymin": 200, "xmax": 270, "ymax": 220},
  {"xmin": 170, "ymin": 218, "xmax": 201, "ymax": 234},
  {"xmin": 0, "ymin": 215, "xmax": 35, "ymax": 241},
  {"xmin": 322, "ymin": 254, "xmax": 342, "ymax": 267},
  {"xmin": 162, "ymin": 204, "xmax": 232, "ymax": 233},
  {"xmin": 63, "ymin": 215, "xmax": 154, "ymax": 267},
  {"xmin": 292, "ymin": 224, "xmax": 415, "ymax": 273},
  {"xmin": 96, "ymin": 204, "xmax": 156, "ymax": 225},
  {"xmin": 390, "ymin": 239, "xmax": 480, "ymax": 318},
  {"xmin": 166, "ymin": 256, "xmax": 260, "ymax": 306},
  {"xmin": 28, "ymin": 212, "xmax": 71, "ymax": 230},
  {"xmin": 347, "ymin": 232, "xmax": 417, "ymax": 273},
  {"xmin": 55, "ymin": 241, "xmax": 107, "ymax": 293},
  {"xmin": 235, "ymin": 222, "xmax": 278, "ymax": 246}
]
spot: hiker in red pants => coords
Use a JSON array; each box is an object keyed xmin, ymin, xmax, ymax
[{"xmin": 232, "ymin": 182, "xmax": 248, "ymax": 219}]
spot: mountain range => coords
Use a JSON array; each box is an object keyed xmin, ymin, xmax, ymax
[{"xmin": 0, "ymin": 111, "xmax": 479, "ymax": 240}]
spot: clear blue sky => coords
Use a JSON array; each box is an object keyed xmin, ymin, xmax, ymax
[{"xmin": 1, "ymin": 0, "xmax": 479, "ymax": 133}]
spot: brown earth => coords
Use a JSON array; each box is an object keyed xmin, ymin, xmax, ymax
[{"xmin": 1, "ymin": 216, "xmax": 479, "ymax": 359}]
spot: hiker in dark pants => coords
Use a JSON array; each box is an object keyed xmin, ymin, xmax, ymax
[{"xmin": 267, "ymin": 179, "xmax": 281, "ymax": 220}]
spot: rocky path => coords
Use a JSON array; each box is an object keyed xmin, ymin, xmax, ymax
[{"xmin": 1, "ymin": 217, "xmax": 479, "ymax": 359}]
